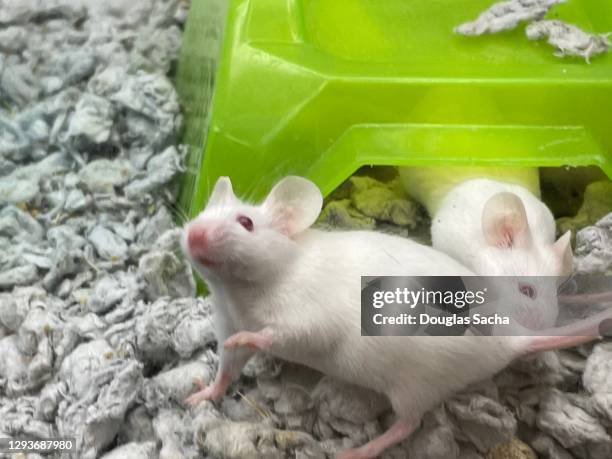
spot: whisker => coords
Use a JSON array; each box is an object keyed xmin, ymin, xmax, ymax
[
  {"xmin": 383, "ymin": 248, "xmax": 401, "ymax": 266},
  {"xmin": 168, "ymin": 202, "xmax": 187, "ymax": 221},
  {"xmin": 235, "ymin": 390, "xmax": 271, "ymax": 419},
  {"xmin": 165, "ymin": 200, "xmax": 190, "ymax": 225}
]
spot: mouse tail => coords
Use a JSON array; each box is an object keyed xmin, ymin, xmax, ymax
[
  {"xmin": 558, "ymin": 290, "xmax": 612, "ymax": 306},
  {"xmin": 521, "ymin": 308, "xmax": 612, "ymax": 354},
  {"xmin": 526, "ymin": 334, "xmax": 601, "ymax": 354}
]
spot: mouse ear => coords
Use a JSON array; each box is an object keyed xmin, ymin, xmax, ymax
[
  {"xmin": 206, "ymin": 176, "xmax": 235, "ymax": 208},
  {"xmin": 553, "ymin": 230, "xmax": 573, "ymax": 276},
  {"xmin": 262, "ymin": 176, "xmax": 323, "ymax": 236},
  {"xmin": 482, "ymin": 192, "xmax": 532, "ymax": 249}
]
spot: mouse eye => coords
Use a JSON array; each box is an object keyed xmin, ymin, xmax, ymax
[
  {"xmin": 519, "ymin": 283, "xmax": 537, "ymax": 299},
  {"xmin": 237, "ymin": 215, "xmax": 253, "ymax": 232}
]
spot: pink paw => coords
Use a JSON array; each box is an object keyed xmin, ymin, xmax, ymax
[{"xmin": 184, "ymin": 378, "xmax": 222, "ymax": 406}]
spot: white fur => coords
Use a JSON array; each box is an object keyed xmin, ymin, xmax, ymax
[
  {"xmin": 182, "ymin": 176, "xmax": 607, "ymax": 459},
  {"xmin": 432, "ymin": 178, "xmax": 569, "ymax": 329},
  {"xmin": 182, "ymin": 177, "xmax": 530, "ymax": 422},
  {"xmin": 217, "ymin": 229, "xmax": 530, "ymax": 418}
]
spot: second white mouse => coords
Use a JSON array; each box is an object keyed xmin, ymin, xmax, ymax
[{"xmin": 432, "ymin": 178, "xmax": 572, "ymax": 329}]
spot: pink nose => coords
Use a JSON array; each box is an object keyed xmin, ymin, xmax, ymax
[{"xmin": 187, "ymin": 225, "xmax": 207, "ymax": 253}]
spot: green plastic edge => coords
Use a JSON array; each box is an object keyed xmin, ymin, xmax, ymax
[
  {"xmin": 175, "ymin": 0, "xmax": 229, "ymax": 295},
  {"xmin": 176, "ymin": 0, "xmax": 229, "ymax": 223},
  {"xmin": 175, "ymin": 0, "xmax": 612, "ymax": 294}
]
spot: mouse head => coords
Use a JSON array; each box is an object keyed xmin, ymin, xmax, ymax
[
  {"xmin": 476, "ymin": 192, "xmax": 573, "ymax": 329},
  {"xmin": 182, "ymin": 176, "xmax": 323, "ymax": 282}
]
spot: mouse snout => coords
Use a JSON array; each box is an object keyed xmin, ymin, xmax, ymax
[
  {"xmin": 187, "ymin": 224, "xmax": 208, "ymax": 254},
  {"xmin": 185, "ymin": 222, "xmax": 223, "ymax": 268}
]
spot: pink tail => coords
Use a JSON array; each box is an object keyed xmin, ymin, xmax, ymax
[
  {"xmin": 526, "ymin": 308, "xmax": 612, "ymax": 354},
  {"xmin": 558, "ymin": 291, "xmax": 612, "ymax": 306}
]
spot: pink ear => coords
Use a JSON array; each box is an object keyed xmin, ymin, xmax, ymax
[
  {"xmin": 262, "ymin": 177, "xmax": 323, "ymax": 237},
  {"xmin": 553, "ymin": 230, "xmax": 573, "ymax": 276},
  {"xmin": 269, "ymin": 205, "xmax": 297, "ymax": 236},
  {"xmin": 481, "ymin": 192, "xmax": 532, "ymax": 249}
]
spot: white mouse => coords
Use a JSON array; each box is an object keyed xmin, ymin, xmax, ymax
[
  {"xmin": 181, "ymin": 176, "xmax": 605, "ymax": 459},
  {"xmin": 399, "ymin": 167, "xmax": 572, "ymax": 328},
  {"xmin": 431, "ymin": 178, "xmax": 573, "ymax": 330}
]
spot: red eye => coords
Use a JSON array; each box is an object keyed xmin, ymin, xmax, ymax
[
  {"xmin": 519, "ymin": 283, "xmax": 537, "ymax": 299},
  {"xmin": 237, "ymin": 215, "xmax": 253, "ymax": 232}
]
